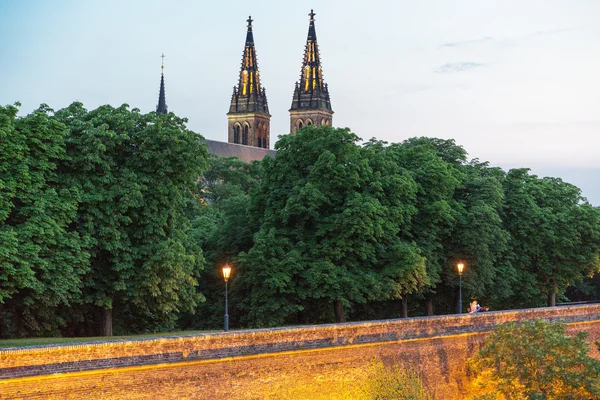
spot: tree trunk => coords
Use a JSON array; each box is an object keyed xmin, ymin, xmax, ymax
[
  {"xmin": 401, "ymin": 297, "xmax": 408, "ymax": 318},
  {"xmin": 547, "ymin": 292, "xmax": 557, "ymax": 307},
  {"xmin": 102, "ymin": 308, "xmax": 113, "ymax": 336},
  {"xmin": 333, "ymin": 300, "xmax": 346, "ymax": 323},
  {"xmin": 425, "ymin": 298, "xmax": 433, "ymax": 316}
]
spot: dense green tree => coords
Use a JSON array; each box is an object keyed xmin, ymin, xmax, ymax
[
  {"xmin": 0, "ymin": 104, "xmax": 88, "ymax": 337},
  {"xmin": 386, "ymin": 137, "xmax": 464, "ymax": 315},
  {"xmin": 200, "ymin": 155, "xmax": 262, "ymax": 207},
  {"xmin": 238, "ymin": 126, "xmax": 428, "ymax": 327},
  {"xmin": 179, "ymin": 155, "xmax": 263, "ymax": 330},
  {"xmin": 438, "ymin": 161, "xmax": 511, "ymax": 313},
  {"xmin": 4, "ymin": 98, "xmax": 600, "ymax": 337},
  {"xmin": 501, "ymin": 169, "xmax": 600, "ymax": 307},
  {"xmin": 468, "ymin": 319, "xmax": 600, "ymax": 399},
  {"xmin": 387, "ymin": 138, "xmax": 511, "ymax": 316},
  {"xmin": 54, "ymin": 103, "xmax": 208, "ymax": 335}
]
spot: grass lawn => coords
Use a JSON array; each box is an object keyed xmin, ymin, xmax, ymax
[{"xmin": 0, "ymin": 330, "xmax": 217, "ymax": 349}]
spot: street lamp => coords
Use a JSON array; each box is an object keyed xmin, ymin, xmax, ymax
[
  {"xmin": 222, "ymin": 264, "xmax": 232, "ymax": 332},
  {"xmin": 457, "ymin": 262, "xmax": 464, "ymax": 314}
]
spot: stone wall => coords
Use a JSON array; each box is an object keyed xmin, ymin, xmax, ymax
[{"xmin": 1, "ymin": 305, "xmax": 600, "ymax": 399}]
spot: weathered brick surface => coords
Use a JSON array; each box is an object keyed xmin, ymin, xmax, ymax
[{"xmin": 0, "ymin": 305, "xmax": 599, "ymax": 399}]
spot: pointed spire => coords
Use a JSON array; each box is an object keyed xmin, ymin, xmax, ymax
[
  {"xmin": 289, "ymin": 9, "xmax": 333, "ymax": 113},
  {"xmin": 227, "ymin": 17, "xmax": 271, "ymax": 148},
  {"xmin": 245, "ymin": 15, "xmax": 254, "ymax": 44},
  {"xmin": 156, "ymin": 53, "xmax": 168, "ymax": 115},
  {"xmin": 228, "ymin": 16, "xmax": 269, "ymax": 115},
  {"xmin": 307, "ymin": 9, "xmax": 317, "ymax": 41}
]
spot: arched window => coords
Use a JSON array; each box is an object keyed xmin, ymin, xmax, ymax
[
  {"xmin": 298, "ymin": 120, "xmax": 303, "ymax": 130},
  {"xmin": 321, "ymin": 119, "xmax": 326, "ymax": 127},
  {"xmin": 306, "ymin": 119, "xmax": 313, "ymax": 126},
  {"xmin": 257, "ymin": 137, "xmax": 262, "ymax": 148},
  {"xmin": 233, "ymin": 125, "xmax": 240, "ymax": 144},
  {"xmin": 242, "ymin": 124, "xmax": 249, "ymax": 145}
]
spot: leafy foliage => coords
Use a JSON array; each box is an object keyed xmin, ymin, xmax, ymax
[
  {"xmin": 2, "ymin": 100, "xmax": 600, "ymax": 338},
  {"xmin": 468, "ymin": 319, "xmax": 600, "ymax": 399},
  {"xmin": 178, "ymin": 156, "xmax": 262, "ymax": 330},
  {"xmin": 0, "ymin": 104, "xmax": 88, "ymax": 336},
  {"xmin": 53, "ymin": 103, "xmax": 208, "ymax": 334},
  {"xmin": 501, "ymin": 169, "xmax": 600, "ymax": 307},
  {"xmin": 238, "ymin": 126, "xmax": 428, "ymax": 327}
]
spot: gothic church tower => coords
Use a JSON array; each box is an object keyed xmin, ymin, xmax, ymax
[
  {"xmin": 227, "ymin": 16, "xmax": 271, "ymax": 148},
  {"xmin": 289, "ymin": 10, "xmax": 333, "ymax": 134}
]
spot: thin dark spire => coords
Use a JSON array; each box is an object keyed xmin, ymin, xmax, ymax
[
  {"xmin": 156, "ymin": 53, "xmax": 168, "ymax": 115},
  {"xmin": 246, "ymin": 15, "xmax": 254, "ymax": 43},
  {"xmin": 307, "ymin": 9, "xmax": 317, "ymax": 41}
]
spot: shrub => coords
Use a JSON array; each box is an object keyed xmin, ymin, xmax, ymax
[{"xmin": 468, "ymin": 319, "xmax": 600, "ymax": 399}]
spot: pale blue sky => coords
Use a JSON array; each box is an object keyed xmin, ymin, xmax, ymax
[{"xmin": 1, "ymin": 0, "xmax": 599, "ymax": 204}]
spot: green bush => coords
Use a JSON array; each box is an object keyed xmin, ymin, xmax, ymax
[{"xmin": 468, "ymin": 319, "xmax": 600, "ymax": 399}]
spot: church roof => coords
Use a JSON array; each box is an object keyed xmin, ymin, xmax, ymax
[
  {"xmin": 203, "ymin": 139, "xmax": 276, "ymax": 163},
  {"xmin": 289, "ymin": 10, "xmax": 333, "ymax": 113},
  {"xmin": 228, "ymin": 16, "xmax": 270, "ymax": 116}
]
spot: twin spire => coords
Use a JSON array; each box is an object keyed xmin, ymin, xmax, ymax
[{"xmin": 157, "ymin": 11, "xmax": 333, "ymax": 147}]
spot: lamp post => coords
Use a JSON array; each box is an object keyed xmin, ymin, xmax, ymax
[
  {"xmin": 222, "ymin": 264, "xmax": 232, "ymax": 332},
  {"xmin": 457, "ymin": 262, "xmax": 464, "ymax": 314}
]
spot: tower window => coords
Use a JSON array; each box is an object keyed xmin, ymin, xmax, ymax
[
  {"xmin": 298, "ymin": 120, "xmax": 303, "ymax": 130},
  {"xmin": 242, "ymin": 124, "xmax": 249, "ymax": 145},
  {"xmin": 307, "ymin": 119, "xmax": 312, "ymax": 126},
  {"xmin": 234, "ymin": 125, "xmax": 240, "ymax": 144},
  {"xmin": 258, "ymin": 137, "xmax": 262, "ymax": 148}
]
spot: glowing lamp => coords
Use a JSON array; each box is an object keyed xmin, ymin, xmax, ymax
[
  {"xmin": 222, "ymin": 264, "xmax": 232, "ymax": 332},
  {"xmin": 222, "ymin": 264, "xmax": 232, "ymax": 282},
  {"xmin": 457, "ymin": 262, "xmax": 465, "ymax": 314}
]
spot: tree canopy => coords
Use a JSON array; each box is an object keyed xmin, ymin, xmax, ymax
[
  {"xmin": 2, "ymin": 106, "xmax": 600, "ymax": 337},
  {"xmin": 238, "ymin": 127, "xmax": 431, "ymax": 326},
  {"xmin": 0, "ymin": 104, "xmax": 88, "ymax": 337},
  {"xmin": 1, "ymin": 102, "xmax": 209, "ymax": 336}
]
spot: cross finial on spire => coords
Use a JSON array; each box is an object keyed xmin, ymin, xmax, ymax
[
  {"xmin": 161, "ymin": 53, "xmax": 165, "ymax": 74},
  {"xmin": 247, "ymin": 15, "xmax": 253, "ymax": 27},
  {"xmin": 309, "ymin": 9, "xmax": 315, "ymax": 21}
]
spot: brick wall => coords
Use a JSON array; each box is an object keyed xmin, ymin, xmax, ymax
[{"xmin": 1, "ymin": 305, "xmax": 600, "ymax": 399}]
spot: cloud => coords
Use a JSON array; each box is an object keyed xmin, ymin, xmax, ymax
[
  {"xmin": 440, "ymin": 37, "xmax": 496, "ymax": 48},
  {"xmin": 526, "ymin": 28, "xmax": 573, "ymax": 38},
  {"xmin": 435, "ymin": 62, "xmax": 483, "ymax": 73},
  {"xmin": 441, "ymin": 28, "xmax": 572, "ymax": 49}
]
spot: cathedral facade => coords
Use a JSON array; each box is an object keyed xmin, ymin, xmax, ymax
[{"xmin": 157, "ymin": 10, "xmax": 333, "ymax": 159}]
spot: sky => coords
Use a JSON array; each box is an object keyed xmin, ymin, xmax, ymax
[{"xmin": 1, "ymin": 0, "xmax": 599, "ymax": 204}]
